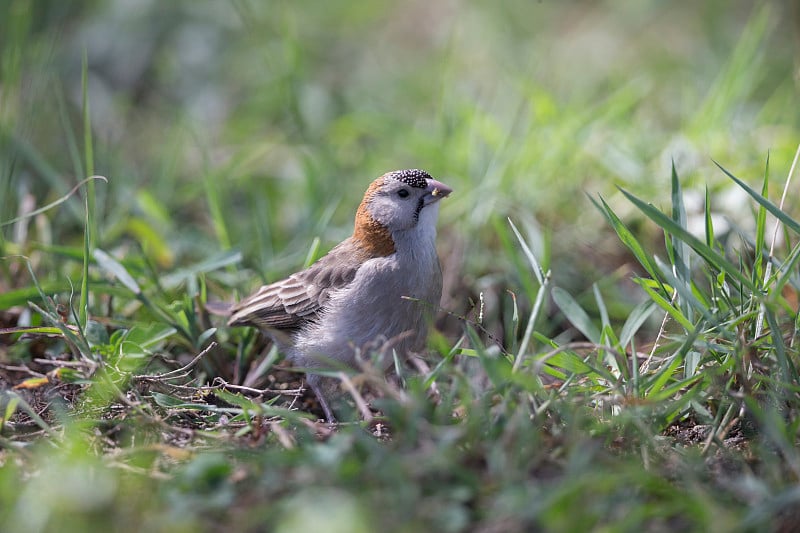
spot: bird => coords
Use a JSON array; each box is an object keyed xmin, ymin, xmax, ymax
[{"xmin": 228, "ymin": 169, "xmax": 452, "ymax": 421}]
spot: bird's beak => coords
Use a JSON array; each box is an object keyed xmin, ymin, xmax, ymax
[{"xmin": 423, "ymin": 179, "xmax": 453, "ymax": 205}]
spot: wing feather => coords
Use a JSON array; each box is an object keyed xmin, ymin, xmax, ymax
[{"xmin": 228, "ymin": 240, "xmax": 365, "ymax": 330}]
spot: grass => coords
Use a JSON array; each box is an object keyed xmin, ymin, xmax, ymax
[{"xmin": 1, "ymin": 1, "xmax": 799, "ymax": 531}]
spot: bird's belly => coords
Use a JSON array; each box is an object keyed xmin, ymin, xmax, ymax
[{"xmin": 294, "ymin": 260, "xmax": 440, "ymax": 369}]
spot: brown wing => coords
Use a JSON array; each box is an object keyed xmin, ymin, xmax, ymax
[{"xmin": 227, "ymin": 240, "xmax": 364, "ymax": 330}]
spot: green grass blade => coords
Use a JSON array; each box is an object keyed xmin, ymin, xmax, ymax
[
  {"xmin": 772, "ymin": 241, "xmax": 800, "ymax": 298},
  {"xmin": 619, "ymin": 300, "xmax": 656, "ymax": 348},
  {"xmin": 79, "ymin": 195, "xmax": 90, "ymax": 327},
  {"xmin": 514, "ymin": 269, "xmax": 551, "ymax": 372},
  {"xmin": 93, "ymin": 249, "xmax": 142, "ymax": 295},
  {"xmin": 0, "ymin": 391, "xmax": 55, "ymax": 436},
  {"xmin": 205, "ymin": 173, "xmax": 231, "ymax": 251},
  {"xmin": 764, "ymin": 307, "xmax": 797, "ymax": 384},
  {"xmin": 636, "ymin": 279, "xmax": 694, "ymax": 332},
  {"xmin": 78, "ymin": 52, "xmax": 96, "ymax": 327},
  {"xmin": 754, "ymin": 155, "xmax": 769, "ymax": 281},
  {"xmin": 715, "ymin": 160, "xmax": 800, "ymax": 236},
  {"xmin": 552, "ymin": 286, "xmax": 601, "ymax": 344},
  {"xmin": 704, "ymin": 185, "xmax": 715, "ymax": 248},
  {"xmin": 160, "ymin": 250, "xmax": 243, "ymax": 288},
  {"xmin": 647, "ymin": 374, "xmax": 704, "ymax": 403},
  {"xmin": 508, "ymin": 217, "xmax": 544, "ymax": 286},
  {"xmin": 81, "ymin": 49, "xmax": 96, "ymax": 246},
  {"xmin": 593, "ymin": 283, "xmax": 610, "ymax": 332},
  {"xmin": 618, "ymin": 186, "xmax": 758, "ymax": 293},
  {"xmin": 670, "ymin": 162, "xmax": 690, "ymax": 285},
  {"xmin": 654, "ymin": 256, "xmax": 721, "ymax": 332},
  {"xmin": 56, "ymin": 79, "xmax": 84, "ymax": 188},
  {"xmin": 594, "ymin": 195, "xmax": 663, "ymax": 287}
]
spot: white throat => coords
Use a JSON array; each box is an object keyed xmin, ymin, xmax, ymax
[{"xmin": 391, "ymin": 202, "xmax": 440, "ymax": 259}]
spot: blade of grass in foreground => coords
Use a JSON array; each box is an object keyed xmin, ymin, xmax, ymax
[
  {"xmin": 617, "ymin": 187, "xmax": 758, "ymax": 293},
  {"xmin": 82, "ymin": 49, "xmax": 96, "ymax": 245},
  {"xmin": 670, "ymin": 162, "xmax": 691, "ymax": 289},
  {"xmin": 715, "ymin": 160, "xmax": 800, "ymax": 237},
  {"xmin": 79, "ymin": 194, "xmax": 91, "ymax": 328},
  {"xmin": 508, "ymin": 217, "xmax": 552, "ymax": 372},
  {"xmin": 593, "ymin": 195, "xmax": 663, "ymax": 288},
  {"xmin": 552, "ymin": 287, "xmax": 601, "ymax": 344},
  {"xmin": 78, "ymin": 52, "xmax": 95, "ymax": 328},
  {"xmin": 753, "ymin": 156, "xmax": 769, "ymax": 283},
  {"xmin": 704, "ymin": 185, "xmax": 715, "ymax": 248}
]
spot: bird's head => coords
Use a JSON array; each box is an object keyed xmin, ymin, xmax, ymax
[{"xmin": 353, "ymin": 169, "xmax": 452, "ymax": 257}]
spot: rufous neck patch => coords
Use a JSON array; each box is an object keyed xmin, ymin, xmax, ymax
[{"xmin": 352, "ymin": 179, "xmax": 395, "ymax": 257}]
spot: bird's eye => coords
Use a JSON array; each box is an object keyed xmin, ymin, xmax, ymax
[{"xmin": 397, "ymin": 189, "xmax": 410, "ymax": 198}]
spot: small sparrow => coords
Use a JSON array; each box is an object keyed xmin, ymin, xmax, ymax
[{"xmin": 228, "ymin": 169, "xmax": 452, "ymax": 421}]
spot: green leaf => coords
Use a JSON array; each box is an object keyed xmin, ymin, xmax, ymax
[
  {"xmin": 0, "ymin": 391, "xmax": 55, "ymax": 435},
  {"xmin": 424, "ymin": 337, "xmax": 462, "ymax": 389},
  {"xmin": 1, "ymin": 395, "xmax": 20, "ymax": 431},
  {"xmin": 0, "ymin": 326, "xmax": 65, "ymax": 336},
  {"xmin": 160, "ymin": 250, "xmax": 243, "ymax": 288},
  {"xmin": 508, "ymin": 217, "xmax": 545, "ymax": 285},
  {"xmin": 754, "ymin": 156, "xmax": 769, "ymax": 280},
  {"xmin": 670, "ymin": 162, "xmax": 690, "ymax": 285},
  {"xmin": 654, "ymin": 256, "xmax": 721, "ymax": 332},
  {"xmin": 715, "ymin": 160, "xmax": 800, "ymax": 236},
  {"xmin": 635, "ymin": 279, "xmax": 694, "ymax": 332},
  {"xmin": 197, "ymin": 328, "xmax": 218, "ymax": 348},
  {"xmin": 150, "ymin": 392, "xmax": 240, "ymax": 413},
  {"xmin": 594, "ymin": 195, "xmax": 663, "ymax": 286},
  {"xmin": 772, "ymin": 241, "xmax": 800, "ymax": 297},
  {"xmin": 764, "ymin": 307, "xmax": 798, "ymax": 384},
  {"xmin": 84, "ymin": 319, "xmax": 109, "ymax": 346},
  {"xmin": 644, "ymin": 355, "xmax": 682, "ymax": 399},
  {"xmin": 94, "ymin": 249, "xmax": 142, "ymax": 294},
  {"xmin": 552, "ymin": 286, "xmax": 601, "ymax": 344},
  {"xmin": 124, "ymin": 323, "xmax": 177, "ymax": 350},
  {"xmin": 80, "ymin": 193, "xmax": 90, "ymax": 327},
  {"xmin": 544, "ymin": 350, "xmax": 594, "ymax": 375},
  {"xmin": 303, "ymin": 237, "xmax": 322, "ymax": 269},
  {"xmin": 684, "ymin": 350, "xmax": 701, "ymax": 378},
  {"xmin": 648, "ymin": 374, "xmax": 703, "ymax": 403},
  {"xmin": 125, "ymin": 217, "xmax": 175, "ymax": 268},
  {"xmin": 593, "ymin": 283, "xmax": 610, "ymax": 331},
  {"xmin": 704, "ymin": 185, "xmax": 715, "ymax": 248},
  {"xmin": 466, "ymin": 325, "xmax": 509, "ymax": 388},
  {"xmin": 619, "ymin": 300, "xmax": 656, "ymax": 348},
  {"xmin": 618, "ymin": 186, "xmax": 758, "ymax": 292}
]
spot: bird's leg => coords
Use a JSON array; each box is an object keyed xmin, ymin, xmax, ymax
[{"xmin": 306, "ymin": 375, "xmax": 336, "ymax": 423}]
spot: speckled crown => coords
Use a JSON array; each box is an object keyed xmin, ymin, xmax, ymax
[{"xmin": 385, "ymin": 169, "xmax": 432, "ymax": 188}]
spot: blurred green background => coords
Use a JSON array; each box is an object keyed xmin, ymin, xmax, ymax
[
  {"xmin": 2, "ymin": 1, "xmax": 800, "ymax": 531},
  {"xmin": 3, "ymin": 0, "xmax": 798, "ymax": 306}
]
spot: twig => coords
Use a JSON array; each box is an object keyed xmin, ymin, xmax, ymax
[
  {"xmin": 270, "ymin": 422, "xmax": 296, "ymax": 449},
  {"xmin": 32, "ymin": 358, "xmax": 93, "ymax": 369},
  {"xmin": 640, "ymin": 290, "xmax": 678, "ymax": 374},
  {"xmin": 210, "ymin": 377, "xmax": 304, "ymax": 398},
  {"xmin": 106, "ymin": 460, "xmax": 173, "ymax": 480},
  {"xmin": 402, "ymin": 296, "xmax": 510, "ymax": 356},
  {"xmin": 408, "ymin": 355, "xmax": 440, "ymax": 400},
  {"xmin": 338, "ymin": 371, "xmax": 373, "ymax": 422},
  {"xmin": 134, "ymin": 342, "xmax": 217, "ymax": 381},
  {"xmin": 702, "ymin": 401, "xmax": 738, "ymax": 455},
  {"xmin": 0, "ymin": 363, "xmax": 46, "ymax": 377},
  {"xmin": 0, "ymin": 175, "xmax": 108, "ymax": 227}
]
